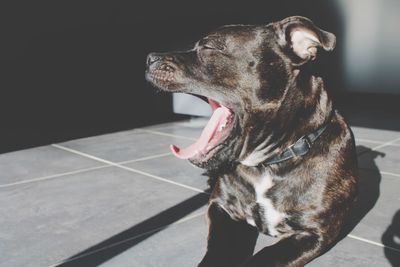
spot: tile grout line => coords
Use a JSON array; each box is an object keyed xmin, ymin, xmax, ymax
[
  {"xmin": 355, "ymin": 138, "xmax": 386, "ymax": 144},
  {"xmin": 347, "ymin": 234, "xmax": 400, "ymax": 254},
  {"xmin": 356, "ymin": 138, "xmax": 400, "ymax": 147},
  {"xmin": 51, "ymin": 144, "xmax": 209, "ymax": 195},
  {"xmin": 378, "ymin": 170, "xmax": 400, "ymax": 178},
  {"xmin": 367, "ymin": 136, "xmax": 400, "ymax": 152},
  {"xmin": 0, "ymin": 152, "xmax": 173, "ymax": 189},
  {"xmin": 138, "ymin": 129, "xmax": 197, "ymax": 141},
  {"xmin": 0, "ymin": 165, "xmax": 110, "ymax": 188},
  {"xmin": 49, "ymin": 212, "xmax": 206, "ymax": 267},
  {"xmin": 356, "ymin": 136, "xmax": 400, "ymax": 157},
  {"xmin": 118, "ymin": 152, "xmax": 171, "ymax": 164}
]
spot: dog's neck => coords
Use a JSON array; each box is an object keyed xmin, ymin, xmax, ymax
[{"xmin": 239, "ymin": 73, "xmax": 333, "ymax": 168}]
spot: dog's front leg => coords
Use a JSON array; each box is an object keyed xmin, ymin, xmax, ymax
[
  {"xmin": 241, "ymin": 233, "xmax": 324, "ymax": 267},
  {"xmin": 198, "ymin": 203, "xmax": 259, "ymax": 267}
]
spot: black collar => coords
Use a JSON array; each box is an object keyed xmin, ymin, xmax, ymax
[{"xmin": 261, "ymin": 122, "xmax": 330, "ymax": 166}]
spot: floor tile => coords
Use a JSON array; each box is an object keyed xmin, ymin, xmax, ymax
[
  {"xmin": 308, "ymin": 237, "xmax": 398, "ymax": 267},
  {"xmin": 58, "ymin": 129, "xmax": 193, "ymax": 163},
  {"xmin": 142, "ymin": 118, "xmax": 206, "ymax": 140},
  {"xmin": 351, "ymin": 126, "xmax": 399, "ymax": 143},
  {"xmin": 143, "ymin": 118, "xmax": 207, "ymax": 130},
  {"xmin": 345, "ymin": 170, "xmax": 400, "ymax": 246},
  {"xmin": 0, "ymin": 145, "xmax": 103, "ymax": 185},
  {"xmin": 141, "ymin": 119, "xmax": 193, "ymax": 131},
  {"xmin": 63, "ymin": 214, "xmax": 208, "ymax": 267},
  {"xmin": 358, "ymin": 145, "xmax": 400, "ymax": 174},
  {"xmin": 124, "ymin": 155, "xmax": 209, "ymax": 191},
  {"xmin": 355, "ymin": 140, "xmax": 376, "ymax": 155},
  {"xmin": 0, "ymin": 167, "xmax": 208, "ymax": 267},
  {"xmin": 143, "ymin": 126, "xmax": 201, "ymax": 140}
]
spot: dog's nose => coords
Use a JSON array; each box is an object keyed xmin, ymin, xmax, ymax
[{"xmin": 146, "ymin": 53, "xmax": 162, "ymax": 67}]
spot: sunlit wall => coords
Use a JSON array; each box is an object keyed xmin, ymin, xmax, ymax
[{"xmin": 337, "ymin": 0, "xmax": 400, "ymax": 94}]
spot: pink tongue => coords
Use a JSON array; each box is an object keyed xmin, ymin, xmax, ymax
[
  {"xmin": 208, "ymin": 98, "xmax": 220, "ymax": 110},
  {"xmin": 170, "ymin": 106, "xmax": 231, "ymax": 159}
]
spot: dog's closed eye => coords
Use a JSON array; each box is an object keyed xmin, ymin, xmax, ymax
[
  {"xmin": 202, "ymin": 44, "xmax": 218, "ymax": 50},
  {"xmin": 199, "ymin": 38, "xmax": 226, "ymax": 51}
]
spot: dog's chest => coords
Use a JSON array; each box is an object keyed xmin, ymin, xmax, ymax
[{"xmin": 218, "ymin": 173, "xmax": 286, "ymax": 237}]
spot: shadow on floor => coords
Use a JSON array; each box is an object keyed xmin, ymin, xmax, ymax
[
  {"xmin": 58, "ymin": 192, "xmax": 209, "ymax": 266},
  {"xmin": 381, "ymin": 210, "xmax": 400, "ymax": 266},
  {"xmin": 333, "ymin": 146, "xmax": 384, "ymax": 246}
]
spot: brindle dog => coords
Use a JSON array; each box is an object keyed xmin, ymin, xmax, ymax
[{"xmin": 145, "ymin": 16, "xmax": 358, "ymax": 267}]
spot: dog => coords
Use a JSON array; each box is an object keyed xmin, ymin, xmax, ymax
[{"xmin": 145, "ymin": 16, "xmax": 358, "ymax": 267}]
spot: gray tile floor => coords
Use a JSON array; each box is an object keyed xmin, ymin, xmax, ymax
[{"xmin": 1, "ymin": 117, "xmax": 400, "ymax": 267}]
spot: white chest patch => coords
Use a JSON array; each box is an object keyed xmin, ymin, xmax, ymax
[{"xmin": 254, "ymin": 173, "xmax": 285, "ymax": 237}]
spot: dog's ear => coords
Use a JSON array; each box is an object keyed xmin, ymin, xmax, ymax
[{"xmin": 276, "ymin": 16, "xmax": 336, "ymax": 64}]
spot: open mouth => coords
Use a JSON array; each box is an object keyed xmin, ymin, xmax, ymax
[
  {"xmin": 146, "ymin": 60, "xmax": 235, "ymax": 163},
  {"xmin": 170, "ymin": 98, "xmax": 235, "ymax": 161}
]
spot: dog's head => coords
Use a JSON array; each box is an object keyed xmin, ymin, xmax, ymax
[{"xmin": 145, "ymin": 16, "xmax": 335, "ymax": 170}]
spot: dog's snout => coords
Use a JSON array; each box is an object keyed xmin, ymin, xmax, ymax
[{"xmin": 147, "ymin": 53, "xmax": 162, "ymax": 67}]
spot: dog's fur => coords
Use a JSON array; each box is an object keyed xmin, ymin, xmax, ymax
[{"xmin": 146, "ymin": 16, "xmax": 358, "ymax": 267}]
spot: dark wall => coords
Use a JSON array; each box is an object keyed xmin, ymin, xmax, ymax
[{"xmin": 0, "ymin": 1, "xmax": 343, "ymax": 153}]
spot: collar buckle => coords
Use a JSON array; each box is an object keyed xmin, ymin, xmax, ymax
[
  {"xmin": 301, "ymin": 135, "xmax": 312, "ymax": 150},
  {"xmin": 287, "ymin": 144, "xmax": 297, "ymax": 157}
]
